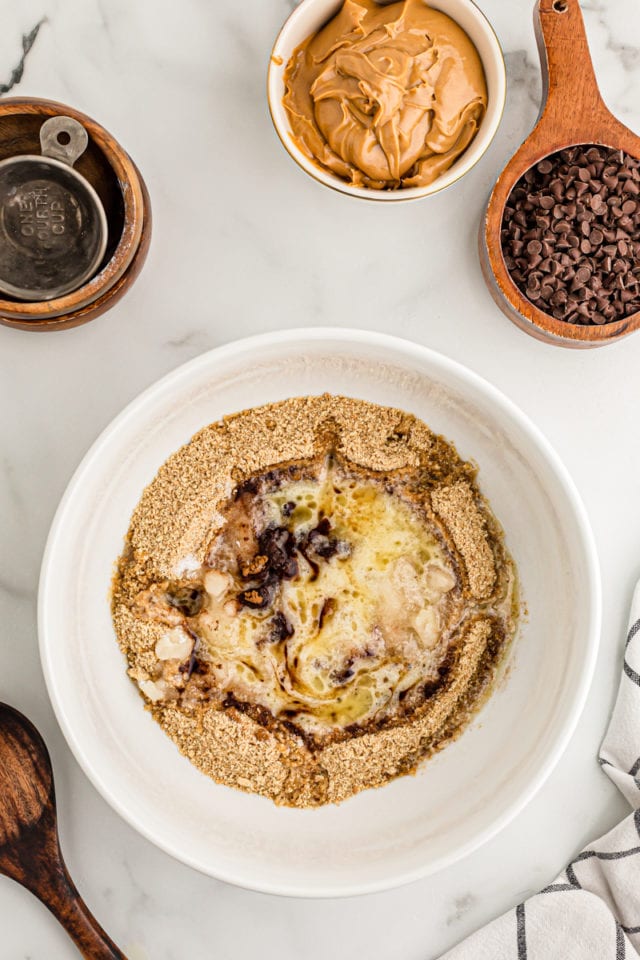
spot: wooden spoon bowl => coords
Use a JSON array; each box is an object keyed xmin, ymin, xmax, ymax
[
  {"xmin": 0, "ymin": 703, "xmax": 127, "ymax": 957},
  {"xmin": 0, "ymin": 98, "xmax": 151, "ymax": 333},
  {"xmin": 481, "ymin": 0, "xmax": 640, "ymax": 348}
]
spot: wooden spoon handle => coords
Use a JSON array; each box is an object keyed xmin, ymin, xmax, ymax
[
  {"xmin": 27, "ymin": 850, "xmax": 127, "ymax": 959},
  {"xmin": 534, "ymin": 0, "xmax": 607, "ymax": 140}
]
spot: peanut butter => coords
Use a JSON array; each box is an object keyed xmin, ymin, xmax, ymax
[{"xmin": 282, "ymin": 0, "xmax": 488, "ymax": 190}]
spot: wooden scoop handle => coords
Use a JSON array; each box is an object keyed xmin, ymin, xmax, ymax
[
  {"xmin": 0, "ymin": 701, "xmax": 127, "ymax": 960},
  {"xmin": 6, "ymin": 803, "xmax": 127, "ymax": 959},
  {"xmin": 29, "ymin": 834, "xmax": 127, "ymax": 958},
  {"xmin": 534, "ymin": 0, "xmax": 609, "ymax": 141}
]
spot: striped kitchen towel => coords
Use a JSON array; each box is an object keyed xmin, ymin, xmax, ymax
[{"xmin": 441, "ymin": 580, "xmax": 640, "ymax": 960}]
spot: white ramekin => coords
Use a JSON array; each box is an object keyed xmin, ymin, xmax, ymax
[{"xmin": 267, "ymin": 0, "xmax": 507, "ymax": 202}]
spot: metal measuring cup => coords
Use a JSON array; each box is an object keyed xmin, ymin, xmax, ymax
[{"xmin": 0, "ymin": 116, "xmax": 108, "ymax": 301}]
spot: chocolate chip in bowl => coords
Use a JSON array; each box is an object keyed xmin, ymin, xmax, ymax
[
  {"xmin": 268, "ymin": 0, "xmax": 506, "ymax": 201},
  {"xmin": 502, "ymin": 147, "xmax": 640, "ymax": 328},
  {"xmin": 481, "ymin": 0, "xmax": 640, "ymax": 347}
]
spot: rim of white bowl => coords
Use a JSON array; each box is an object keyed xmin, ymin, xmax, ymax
[
  {"xmin": 38, "ymin": 328, "xmax": 601, "ymax": 897},
  {"xmin": 267, "ymin": 0, "xmax": 507, "ymax": 202}
]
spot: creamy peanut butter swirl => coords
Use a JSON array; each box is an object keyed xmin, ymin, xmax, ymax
[{"xmin": 282, "ymin": 0, "xmax": 487, "ymax": 189}]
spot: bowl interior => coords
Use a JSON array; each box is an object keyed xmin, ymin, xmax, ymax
[
  {"xmin": 268, "ymin": 0, "xmax": 506, "ymax": 201},
  {"xmin": 39, "ymin": 330, "xmax": 599, "ymax": 896}
]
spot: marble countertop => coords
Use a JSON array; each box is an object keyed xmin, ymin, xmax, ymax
[{"xmin": 2, "ymin": 0, "xmax": 640, "ymax": 956}]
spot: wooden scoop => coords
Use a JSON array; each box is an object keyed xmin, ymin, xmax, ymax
[
  {"xmin": 481, "ymin": 0, "xmax": 640, "ymax": 348},
  {"xmin": 0, "ymin": 703, "xmax": 127, "ymax": 958}
]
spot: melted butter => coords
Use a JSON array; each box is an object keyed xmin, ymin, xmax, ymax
[{"xmin": 195, "ymin": 462, "xmax": 459, "ymax": 736}]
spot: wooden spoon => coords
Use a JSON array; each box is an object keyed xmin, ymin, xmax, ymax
[
  {"xmin": 0, "ymin": 702, "xmax": 127, "ymax": 958},
  {"xmin": 481, "ymin": 0, "xmax": 640, "ymax": 348}
]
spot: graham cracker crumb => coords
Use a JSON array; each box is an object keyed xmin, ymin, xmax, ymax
[{"xmin": 431, "ymin": 481, "xmax": 496, "ymax": 600}]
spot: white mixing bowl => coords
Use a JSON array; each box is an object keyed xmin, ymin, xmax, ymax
[{"xmin": 39, "ymin": 329, "xmax": 600, "ymax": 897}]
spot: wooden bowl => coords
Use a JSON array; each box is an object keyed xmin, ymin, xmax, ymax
[
  {"xmin": 481, "ymin": 0, "xmax": 640, "ymax": 348},
  {"xmin": 0, "ymin": 98, "xmax": 151, "ymax": 332}
]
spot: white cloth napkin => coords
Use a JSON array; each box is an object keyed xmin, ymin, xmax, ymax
[{"xmin": 441, "ymin": 581, "xmax": 640, "ymax": 960}]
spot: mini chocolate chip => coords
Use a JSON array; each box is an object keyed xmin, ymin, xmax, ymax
[
  {"xmin": 501, "ymin": 145, "xmax": 640, "ymax": 326},
  {"xmin": 166, "ymin": 584, "xmax": 204, "ymax": 617},
  {"xmin": 239, "ymin": 581, "xmax": 275, "ymax": 610},
  {"xmin": 258, "ymin": 525, "xmax": 299, "ymax": 580},
  {"xmin": 304, "ymin": 519, "xmax": 340, "ymax": 559},
  {"xmin": 269, "ymin": 611, "xmax": 294, "ymax": 642}
]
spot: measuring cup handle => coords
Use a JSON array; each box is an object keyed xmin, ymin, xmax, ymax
[
  {"xmin": 534, "ymin": 0, "xmax": 605, "ymax": 137},
  {"xmin": 40, "ymin": 116, "xmax": 89, "ymax": 168}
]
